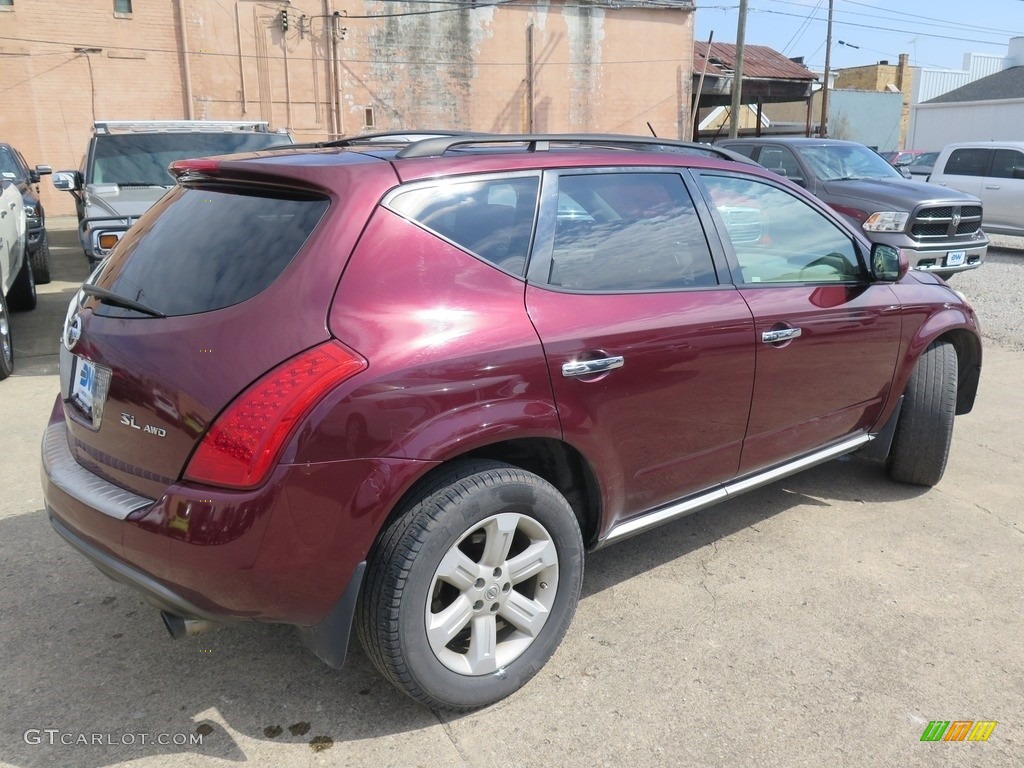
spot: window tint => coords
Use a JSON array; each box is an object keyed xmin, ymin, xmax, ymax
[
  {"xmin": 701, "ymin": 174, "xmax": 860, "ymax": 284},
  {"xmin": 89, "ymin": 132, "xmax": 293, "ymax": 186},
  {"xmin": 990, "ymin": 149, "xmax": 1024, "ymax": 179},
  {"xmin": 943, "ymin": 148, "xmax": 990, "ymax": 177},
  {"xmin": 722, "ymin": 143, "xmax": 757, "ymax": 159},
  {"xmin": 387, "ymin": 176, "xmax": 539, "ymax": 275},
  {"xmin": 546, "ymin": 172, "xmax": 717, "ymax": 291},
  {"xmin": 90, "ymin": 185, "xmax": 328, "ymax": 317}
]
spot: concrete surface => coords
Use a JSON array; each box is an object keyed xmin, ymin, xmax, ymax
[{"xmin": 0, "ymin": 222, "xmax": 1020, "ymax": 768}]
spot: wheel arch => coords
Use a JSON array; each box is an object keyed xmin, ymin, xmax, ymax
[{"xmin": 368, "ymin": 437, "xmax": 603, "ymax": 557}]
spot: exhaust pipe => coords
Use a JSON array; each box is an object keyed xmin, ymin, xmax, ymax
[{"xmin": 161, "ymin": 611, "xmax": 220, "ymax": 640}]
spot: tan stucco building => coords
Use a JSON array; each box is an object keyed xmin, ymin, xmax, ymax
[{"xmin": 0, "ymin": 0, "xmax": 697, "ymax": 215}]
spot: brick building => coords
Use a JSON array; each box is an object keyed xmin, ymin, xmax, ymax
[{"xmin": 0, "ymin": 0, "xmax": 697, "ymax": 215}]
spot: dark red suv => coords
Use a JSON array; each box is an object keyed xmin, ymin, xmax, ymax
[{"xmin": 42, "ymin": 134, "xmax": 981, "ymax": 711}]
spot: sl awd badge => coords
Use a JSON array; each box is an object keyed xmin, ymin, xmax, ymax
[{"xmin": 121, "ymin": 412, "xmax": 167, "ymax": 437}]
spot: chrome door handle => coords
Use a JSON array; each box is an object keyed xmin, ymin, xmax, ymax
[
  {"xmin": 984, "ymin": 184, "xmax": 1001, "ymax": 190},
  {"xmin": 761, "ymin": 327, "xmax": 802, "ymax": 344},
  {"xmin": 562, "ymin": 356, "xmax": 624, "ymax": 377}
]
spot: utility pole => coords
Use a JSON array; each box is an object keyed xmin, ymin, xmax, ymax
[
  {"xmin": 728, "ymin": 0, "xmax": 748, "ymax": 138},
  {"xmin": 820, "ymin": 0, "xmax": 834, "ymax": 137}
]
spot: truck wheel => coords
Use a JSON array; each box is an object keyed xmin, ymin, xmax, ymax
[
  {"xmin": 30, "ymin": 233, "xmax": 52, "ymax": 284},
  {"xmin": 7, "ymin": 256, "xmax": 36, "ymax": 311},
  {"xmin": 358, "ymin": 460, "xmax": 584, "ymax": 711},
  {"xmin": 0, "ymin": 291, "xmax": 13, "ymax": 379},
  {"xmin": 887, "ymin": 341, "xmax": 957, "ymax": 486}
]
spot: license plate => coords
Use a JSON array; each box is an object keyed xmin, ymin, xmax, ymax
[
  {"xmin": 946, "ymin": 250, "xmax": 966, "ymax": 267},
  {"xmin": 71, "ymin": 356, "xmax": 97, "ymax": 416}
]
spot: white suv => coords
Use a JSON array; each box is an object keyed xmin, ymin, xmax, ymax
[{"xmin": 929, "ymin": 141, "xmax": 1024, "ymax": 237}]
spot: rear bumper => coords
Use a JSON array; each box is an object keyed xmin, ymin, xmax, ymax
[{"xmin": 41, "ymin": 414, "xmax": 425, "ymax": 652}]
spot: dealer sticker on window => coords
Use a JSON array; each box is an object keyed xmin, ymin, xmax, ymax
[
  {"xmin": 946, "ymin": 250, "xmax": 967, "ymax": 267},
  {"xmin": 71, "ymin": 356, "xmax": 96, "ymax": 416}
]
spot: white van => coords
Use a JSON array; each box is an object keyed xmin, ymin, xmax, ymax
[{"xmin": 929, "ymin": 142, "xmax": 1024, "ymax": 237}]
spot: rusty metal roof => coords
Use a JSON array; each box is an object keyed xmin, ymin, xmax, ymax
[{"xmin": 694, "ymin": 42, "xmax": 818, "ymax": 82}]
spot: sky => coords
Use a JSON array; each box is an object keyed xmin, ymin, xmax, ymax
[{"xmin": 694, "ymin": 0, "xmax": 1024, "ymax": 73}]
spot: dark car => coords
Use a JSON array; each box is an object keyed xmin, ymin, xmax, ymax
[
  {"xmin": 717, "ymin": 138, "xmax": 988, "ymax": 279},
  {"xmin": 0, "ymin": 143, "xmax": 52, "ymax": 283},
  {"xmin": 906, "ymin": 151, "xmax": 939, "ymax": 180},
  {"xmin": 42, "ymin": 133, "xmax": 981, "ymax": 711}
]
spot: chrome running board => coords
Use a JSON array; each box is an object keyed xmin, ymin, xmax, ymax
[{"xmin": 601, "ymin": 433, "xmax": 872, "ymax": 546}]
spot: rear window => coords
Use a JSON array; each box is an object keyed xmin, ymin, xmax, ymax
[
  {"xmin": 89, "ymin": 132, "xmax": 293, "ymax": 186},
  {"xmin": 90, "ymin": 185, "xmax": 328, "ymax": 317}
]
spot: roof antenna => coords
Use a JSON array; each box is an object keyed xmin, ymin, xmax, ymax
[{"xmin": 647, "ymin": 122, "xmax": 658, "ymax": 138}]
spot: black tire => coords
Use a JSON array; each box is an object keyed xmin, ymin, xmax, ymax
[
  {"xmin": 886, "ymin": 341, "xmax": 958, "ymax": 486},
  {"xmin": 30, "ymin": 232, "xmax": 52, "ymax": 284},
  {"xmin": 7, "ymin": 255, "xmax": 36, "ymax": 311},
  {"xmin": 0, "ymin": 290, "xmax": 13, "ymax": 380},
  {"xmin": 357, "ymin": 460, "xmax": 584, "ymax": 711}
]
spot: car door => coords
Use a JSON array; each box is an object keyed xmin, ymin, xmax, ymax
[
  {"xmin": 525, "ymin": 169, "xmax": 756, "ymax": 531},
  {"xmin": 980, "ymin": 148, "xmax": 1024, "ymax": 235},
  {"xmin": 932, "ymin": 147, "xmax": 989, "ymax": 199},
  {"xmin": 694, "ymin": 171, "xmax": 903, "ymax": 474}
]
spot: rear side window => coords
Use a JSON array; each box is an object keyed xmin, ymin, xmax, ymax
[
  {"xmin": 387, "ymin": 176, "xmax": 539, "ymax": 275},
  {"xmin": 546, "ymin": 172, "xmax": 717, "ymax": 291},
  {"xmin": 91, "ymin": 185, "xmax": 328, "ymax": 317},
  {"xmin": 943, "ymin": 148, "xmax": 990, "ymax": 177}
]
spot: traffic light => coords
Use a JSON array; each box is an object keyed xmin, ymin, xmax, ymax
[{"xmin": 280, "ymin": 9, "xmax": 289, "ymax": 32}]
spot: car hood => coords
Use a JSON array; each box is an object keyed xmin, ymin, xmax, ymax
[
  {"xmin": 84, "ymin": 184, "xmax": 171, "ymax": 220},
  {"xmin": 821, "ymin": 178, "xmax": 980, "ymax": 211}
]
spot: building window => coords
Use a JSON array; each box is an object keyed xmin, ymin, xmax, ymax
[
  {"xmin": 0, "ymin": 0, "xmax": 14, "ymax": 9},
  {"xmin": 114, "ymin": 0, "xmax": 132, "ymax": 14},
  {"xmin": 364, "ymin": 107, "xmax": 375, "ymax": 129}
]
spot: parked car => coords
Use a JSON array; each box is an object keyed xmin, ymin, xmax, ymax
[
  {"xmin": 52, "ymin": 120, "xmax": 294, "ymax": 268},
  {"xmin": 906, "ymin": 151, "xmax": 939, "ymax": 180},
  {"xmin": 42, "ymin": 133, "xmax": 982, "ymax": 711},
  {"xmin": 0, "ymin": 142, "xmax": 53, "ymax": 283},
  {"xmin": 879, "ymin": 149, "xmax": 926, "ymax": 168},
  {"xmin": 928, "ymin": 141, "xmax": 1024, "ymax": 237},
  {"xmin": 0, "ymin": 173, "xmax": 37, "ymax": 380},
  {"xmin": 716, "ymin": 138, "xmax": 988, "ymax": 279}
]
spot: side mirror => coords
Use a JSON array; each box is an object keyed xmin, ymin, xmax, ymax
[
  {"xmin": 35, "ymin": 164, "xmax": 52, "ymax": 176},
  {"xmin": 1012, "ymin": 166, "xmax": 1024, "ymax": 180},
  {"xmin": 52, "ymin": 171, "xmax": 81, "ymax": 192},
  {"xmin": 770, "ymin": 167, "xmax": 789, "ymax": 178},
  {"xmin": 900, "ymin": 167, "xmax": 912, "ymax": 179},
  {"xmin": 870, "ymin": 244, "xmax": 908, "ymax": 282}
]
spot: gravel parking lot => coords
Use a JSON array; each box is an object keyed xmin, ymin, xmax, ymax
[
  {"xmin": 0, "ymin": 223, "xmax": 1020, "ymax": 768},
  {"xmin": 953, "ymin": 235, "xmax": 1024, "ymax": 351}
]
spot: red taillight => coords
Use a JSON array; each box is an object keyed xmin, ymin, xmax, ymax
[
  {"xmin": 169, "ymin": 158, "xmax": 222, "ymax": 178},
  {"xmin": 184, "ymin": 342, "xmax": 367, "ymax": 489}
]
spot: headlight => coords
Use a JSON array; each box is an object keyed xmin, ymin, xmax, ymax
[
  {"xmin": 862, "ymin": 212, "xmax": 909, "ymax": 232},
  {"xmin": 24, "ymin": 203, "xmax": 39, "ymax": 225}
]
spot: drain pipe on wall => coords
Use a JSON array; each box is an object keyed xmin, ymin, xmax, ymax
[{"xmin": 176, "ymin": 0, "xmax": 195, "ymax": 119}]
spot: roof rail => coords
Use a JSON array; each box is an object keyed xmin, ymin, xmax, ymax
[
  {"xmin": 93, "ymin": 120, "xmax": 272, "ymax": 135},
  {"xmin": 321, "ymin": 129, "xmax": 485, "ymax": 148},
  {"xmin": 394, "ymin": 133, "xmax": 754, "ymax": 163}
]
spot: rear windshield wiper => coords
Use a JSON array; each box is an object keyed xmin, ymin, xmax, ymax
[{"xmin": 81, "ymin": 284, "xmax": 166, "ymax": 318}]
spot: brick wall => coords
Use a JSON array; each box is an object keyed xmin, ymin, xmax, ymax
[{"xmin": 1, "ymin": 0, "xmax": 695, "ymax": 216}]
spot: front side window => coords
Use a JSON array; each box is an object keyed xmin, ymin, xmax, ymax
[
  {"xmin": 700, "ymin": 174, "xmax": 861, "ymax": 284},
  {"xmin": 387, "ymin": 176, "xmax": 539, "ymax": 275},
  {"xmin": 943, "ymin": 148, "xmax": 990, "ymax": 177},
  {"xmin": 545, "ymin": 172, "xmax": 717, "ymax": 291},
  {"xmin": 757, "ymin": 146, "xmax": 804, "ymax": 183}
]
